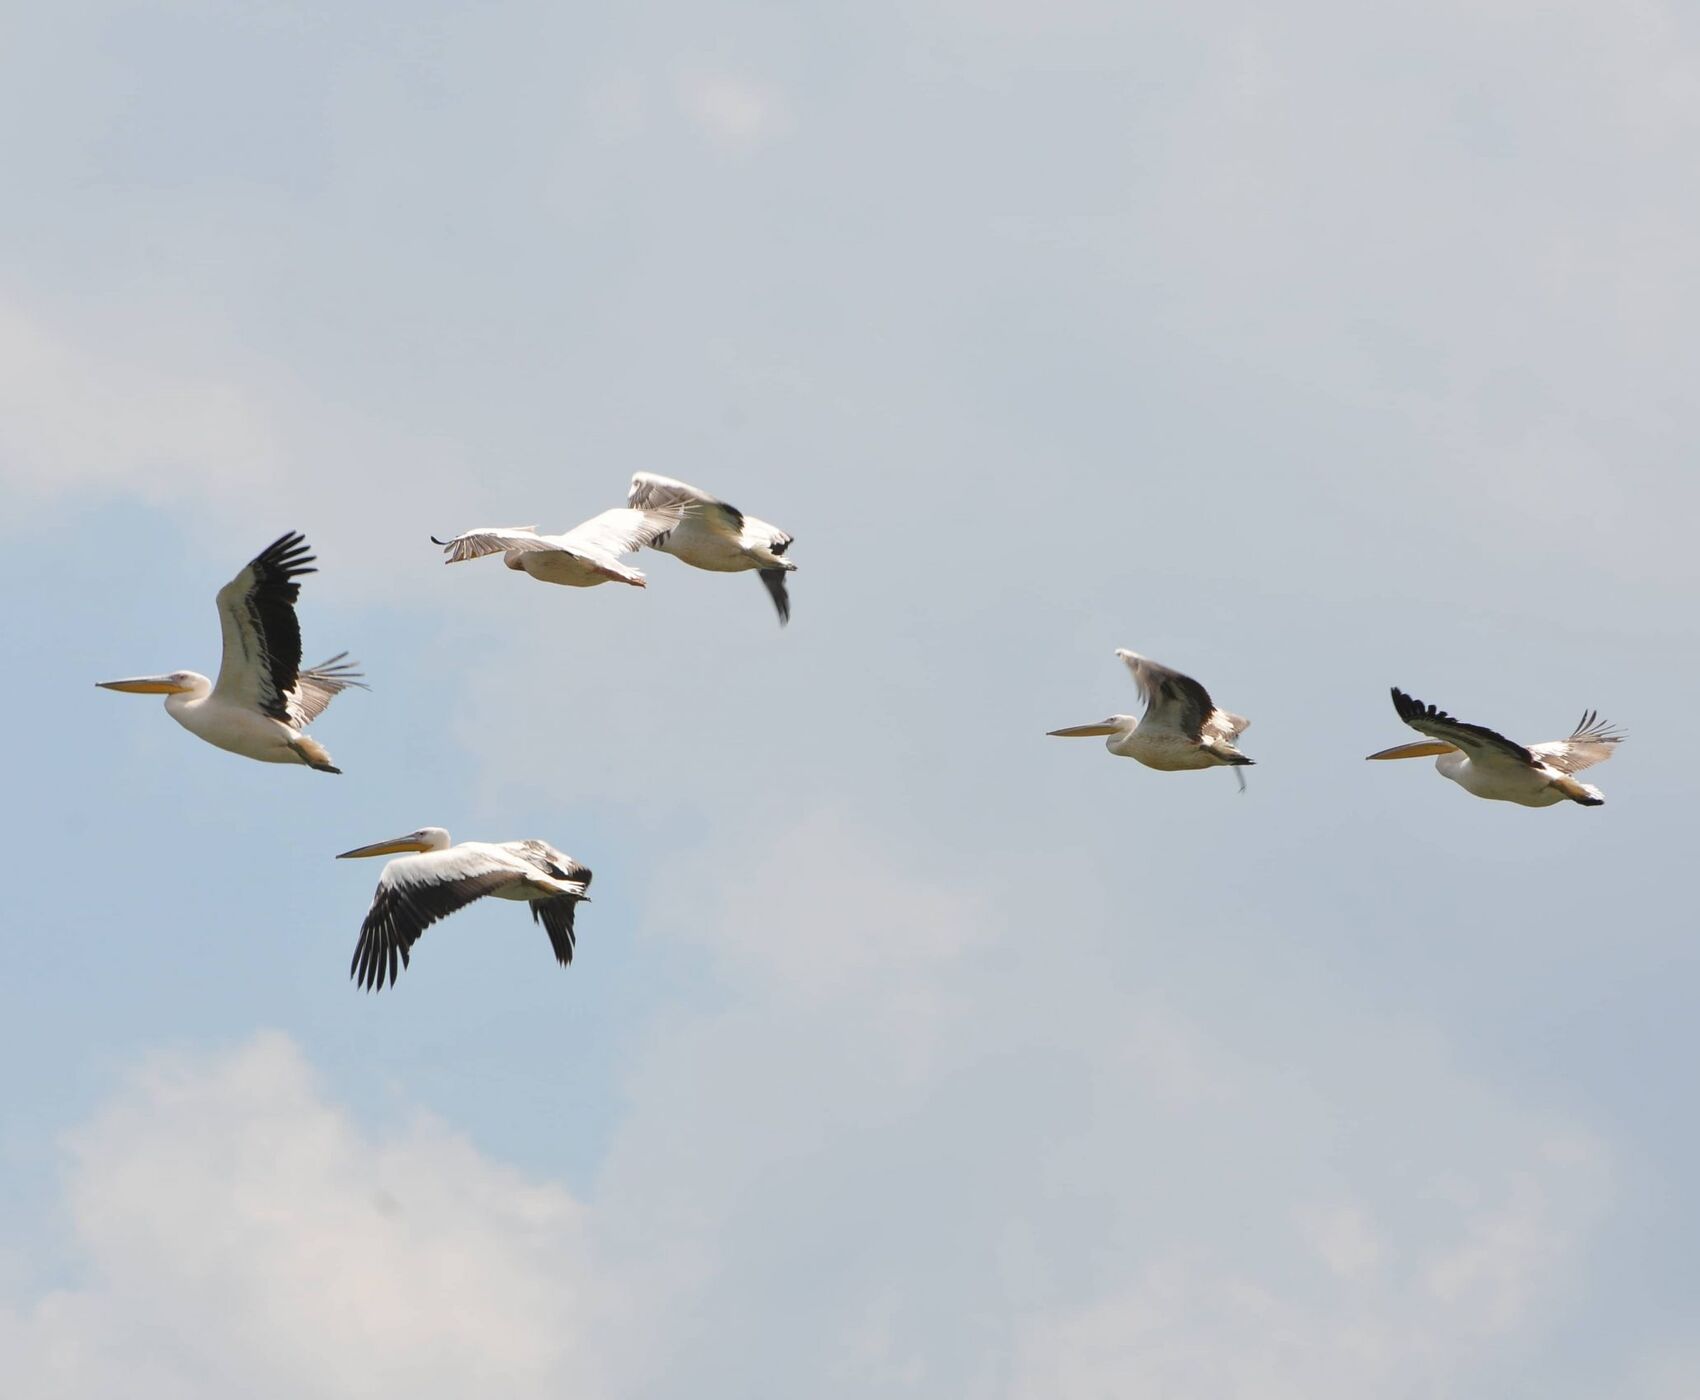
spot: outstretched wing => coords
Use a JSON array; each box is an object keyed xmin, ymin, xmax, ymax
[
  {"xmin": 349, "ymin": 848, "xmax": 524, "ymax": 992},
  {"xmin": 1529, "ymin": 710, "xmax": 1625, "ymax": 774},
  {"xmin": 432, "ymin": 526, "xmax": 546, "ymax": 563},
  {"xmin": 562, "ymin": 505, "xmax": 684, "ymax": 559},
  {"xmin": 1116, "ymin": 650, "xmax": 1218, "ymax": 739},
  {"xmin": 629, "ymin": 472, "xmax": 745, "ymax": 540},
  {"xmin": 1390, "ymin": 688, "xmax": 1535, "ymax": 768},
  {"xmin": 212, "ymin": 532, "xmax": 316, "ymax": 723}
]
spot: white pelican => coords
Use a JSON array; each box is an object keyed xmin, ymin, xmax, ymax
[
  {"xmin": 627, "ymin": 473, "xmax": 797, "ymax": 623},
  {"xmin": 1367, "ymin": 687, "xmax": 1624, "ymax": 807},
  {"xmin": 337, "ymin": 828, "xmax": 592, "ymax": 991},
  {"xmin": 1048, "ymin": 649, "xmax": 1254, "ymax": 788},
  {"xmin": 96, "ymin": 532, "xmax": 365, "ymax": 773},
  {"xmin": 431, "ymin": 503, "xmax": 684, "ymax": 588}
]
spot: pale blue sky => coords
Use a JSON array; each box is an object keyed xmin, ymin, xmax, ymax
[{"xmin": 3, "ymin": 2, "xmax": 1699, "ymax": 1395}]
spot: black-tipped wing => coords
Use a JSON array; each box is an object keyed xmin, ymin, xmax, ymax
[
  {"xmin": 508, "ymin": 839, "xmax": 592, "ymax": 888},
  {"xmin": 629, "ymin": 472, "xmax": 745, "ymax": 539},
  {"xmin": 1117, "ymin": 651, "xmax": 1216, "ymax": 739},
  {"xmin": 1390, "ymin": 688, "xmax": 1535, "ymax": 768},
  {"xmin": 349, "ymin": 851, "xmax": 522, "ymax": 991},
  {"xmin": 759, "ymin": 568, "xmax": 791, "ymax": 624},
  {"xmin": 212, "ymin": 532, "xmax": 316, "ymax": 723}
]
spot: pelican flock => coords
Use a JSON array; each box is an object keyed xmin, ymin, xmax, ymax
[
  {"xmin": 97, "ymin": 532, "xmax": 365, "ymax": 772},
  {"xmin": 339, "ymin": 828, "xmax": 592, "ymax": 990},
  {"xmin": 628, "ymin": 472, "xmax": 799, "ymax": 622},
  {"xmin": 1049, "ymin": 650, "xmax": 1254, "ymax": 789},
  {"xmin": 1367, "ymin": 688, "xmax": 1625, "ymax": 807},
  {"xmin": 91, "ymin": 477, "xmax": 1630, "ymax": 997}
]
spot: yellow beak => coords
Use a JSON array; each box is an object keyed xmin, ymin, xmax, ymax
[
  {"xmin": 97, "ymin": 676, "xmax": 193, "ymax": 695},
  {"xmin": 1048, "ymin": 722, "xmax": 1121, "ymax": 738},
  {"xmin": 336, "ymin": 836, "xmax": 431, "ymax": 859},
  {"xmin": 1366, "ymin": 739, "xmax": 1457, "ymax": 760}
]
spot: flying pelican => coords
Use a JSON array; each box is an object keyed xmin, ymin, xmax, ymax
[
  {"xmin": 431, "ymin": 503, "xmax": 685, "ymax": 588},
  {"xmin": 1048, "ymin": 649, "xmax": 1254, "ymax": 788},
  {"xmin": 96, "ymin": 532, "xmax": 365, "ymax": 773},
  {"xmin": 627, "ymin": 473, "xmax": 797, "ymax": 623},
  {"xmin": 1367, "ymin": 688, "xmax": 1624, "ymax": 807},
  {"xmin": 337, "ymin": 828, "xmax": 592, "ymax": 991}
]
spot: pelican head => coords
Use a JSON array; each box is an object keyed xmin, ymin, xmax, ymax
[
  {"xmin": 1365, "ymin": 740, "xmax": 1457, "ymax": 761},
  {"xmin": 336, "ymin": 827, "xmax": 453, "ymax": 859},
  {"xmin": 96, "ymin": 670, "xmax": 209, "ymax": 698},
  {"xmin": 1048, "ymin": 716, "xmax": 1135, "ymax": 739}
]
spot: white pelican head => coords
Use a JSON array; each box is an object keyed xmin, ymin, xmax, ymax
[
  {"xmin": 337, "ymin": 827, "xmax": 453, "ymax": 859},
  {"xmin": 96, "ymin": 670, "xmax": 210, "ymax": 698}
]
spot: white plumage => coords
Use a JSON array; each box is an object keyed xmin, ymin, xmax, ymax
[
  {"xmin": 338, "ymin": 827, "xmax": 592, "ymax": 991},
  {"xmin": 1367, "ymin": 688, "xmax": 1624, "ymax": 807},
  {"xmin": 627, "ymin": 472, "xmax": 797, "ymax": 622},
  {"xmin": 432, "ymin": 504, "xmax": 684, "ymax": 588},
  {"xmin": 96, "ymin": 532, "xmax": 365, "ymax": 772},
  {"xmin": 1049, "ymin": 649, "xmax": 1254, "ymax": 788}
]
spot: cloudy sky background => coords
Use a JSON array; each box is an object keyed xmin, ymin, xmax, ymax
[{"xmin": 3, "ymin": 0, "xmax": 1699, "ymax": 1394}]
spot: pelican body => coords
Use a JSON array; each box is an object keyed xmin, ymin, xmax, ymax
[
  {"xmin": 432, "ymin": 504, "xmax": 684, "ymax": 589},
  {"xmin": 338, "ymin": 827, "xmax": 592, "ymax": 991},
  {"xmin": 97, "ymin": 532, "xmax": 365, "ymax": 772},
  {"xmin": 1049, "ymin": 649, "xmax": 1253, "ymax": 786},
  {"xmin": 1368, "ymin": 688, "xmax": 1623, "ymax": 807},
  {"xmin": 628, "ymin": 473, "xmax": 797, "ymax": 622}
]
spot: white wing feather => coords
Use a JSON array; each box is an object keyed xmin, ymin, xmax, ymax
[
  {"xmin": 628, "ymin": 473, "xmax": 744, "ymax": 540},
  {"xmin": 1528, "ymin": 711, "xmax": 1625, "ymax": 775},
  {"xmin": 436, "ymin": 527, "xmax": 546, "ymax": 563},
  {"xmin": 561, "ymin": 505, "xmax": 684, "ymax": 559}
]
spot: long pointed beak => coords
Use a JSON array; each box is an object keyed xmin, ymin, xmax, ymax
[
  {"xmin": 1048, "ymin": 721, "xmax": 1121, "ymax": 738},
  {"xmin": 336, "ymin": 836, "xmax": 429, "ymax": 859},
  {"xmin": 1366, "ymin": 739, "xmax": 1457, "ymax": 760},
  {"xmin": 97, "ymin": 675, "xmax": 191, "ymax": 695}
]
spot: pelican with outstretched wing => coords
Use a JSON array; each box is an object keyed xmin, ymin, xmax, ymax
[
  {"xmin": 432, "ymin": 503, "xmax": 684, "ymax": 589},
  {"xmin": 338, "ymin": 828, "xmax": 592, "ymax": 991},
  {"xmin": 1367, "ymin": 688, "xmax": 1624, "ymax": 806},
  {"xmin": 96, "ymin": 532, "xmax": 365, "ymax": 772},
  {"xmin": 627, "ymin": 473, "xmax": 797, "ymax": 622},
  {"xmin": 1049, "ymin": 649, "xmax": 1254, "ymax": 788}
]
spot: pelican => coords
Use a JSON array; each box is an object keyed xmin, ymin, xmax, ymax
[
  {"xmin": 1367, "ymin": 688, "xmax": 1624, "ymax": 807},
  {"xmin": 627, "ymin": 473, "xmax": 797, "ymax": 623},
  {"xmin": 337, "ymin": 828, "xmax": 592, "ymax": 991},
  {"xmin": 431, "ymin": 503, "xmax": 685, "ymax": 588},
  {"xmin": 1048, "ymin": 649, "xmax": 1254, "ymax": 788},
  {"xmin": 96, "ymin": 532, "xmax": 365, "ymax": 772}
]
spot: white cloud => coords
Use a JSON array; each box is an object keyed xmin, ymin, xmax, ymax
[
  {"xmin": 0, "ymin": 801, "xmax": 1633, "ymax": 1398},
  {"xmin": 0, "ymin": 299, "xmax": 285, "ymax": 505},
  {"xmin": 582, "ymin": 815, "xmax": 1617, "ymax": 1396},
  {"xmin": 1297, "ymin": 1202, "xmax": 1384, "ymax": 1281},
  {"xmin": 1009, "ymin": 1142, "xmax": 1604, "ymax": 1400},
  {"xmin": 0, "ymin": 1033, "xmax": 606, "ymax": 1400},
  {"xmin": 677, "ymin": 73, "xmax": 779, "ymax": 148}
]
